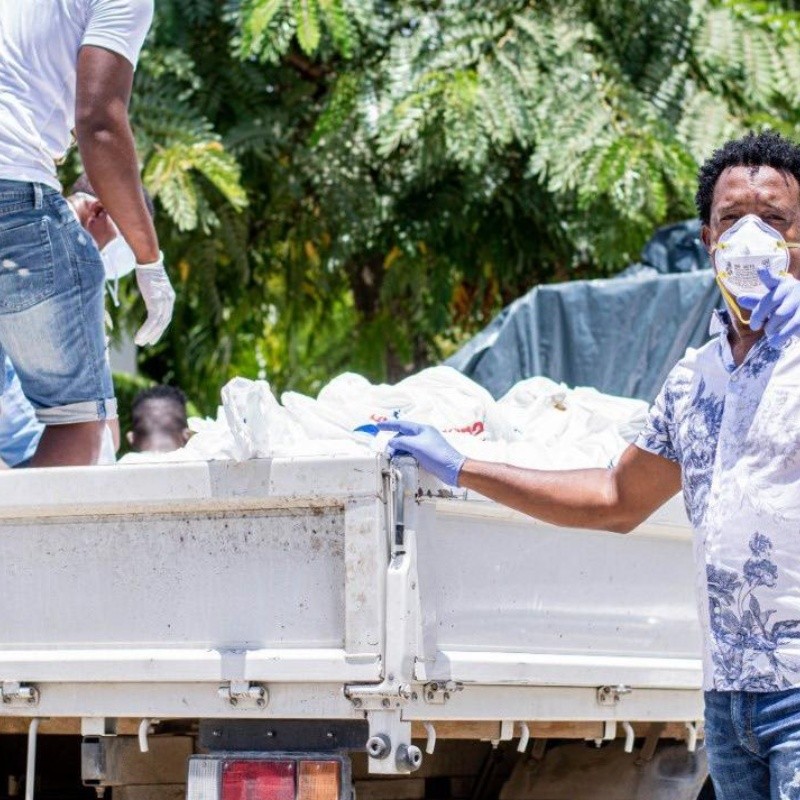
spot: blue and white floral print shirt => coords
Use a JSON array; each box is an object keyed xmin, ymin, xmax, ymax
[{"xmin": 636, "ymin": 311, "xmax": 800, "ymax": 692}]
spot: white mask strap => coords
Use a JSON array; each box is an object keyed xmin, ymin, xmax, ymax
[{"xmin": 106, "ymin": 276, "xmax": 121, "ymax": 308}]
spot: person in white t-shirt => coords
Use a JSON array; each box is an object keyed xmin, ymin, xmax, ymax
[{"xmin": 0, "ymin": 0, "xmax": 175, "ymax": 466}]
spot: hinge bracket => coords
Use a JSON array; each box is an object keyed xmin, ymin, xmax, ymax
[
  {"xmin": 1, "ymin": 681, "xmax": 39, "ymax": 707},
  {"xmin": 596, "ymin": 685, "xmax": 632, "ymax": 706},
  {"xmin": 345, "ymin": 683, "xmax": 411, "ymax": 711},
  {"xmin": 218, "ymin": 681, "xmax": 268, "ymax": 708},
  {"xmin": 423, "ymin": 681, "xmax": 462, "ymax": 704}
]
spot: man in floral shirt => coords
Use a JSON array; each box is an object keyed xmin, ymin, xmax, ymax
[{"xmin": 379, "ymin": 131, "xmax": 800, "ymax": 798}]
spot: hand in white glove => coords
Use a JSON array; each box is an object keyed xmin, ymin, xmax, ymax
[{"xmin": 134, "ymin": 252, "xmax": 176, "ymax": 347}]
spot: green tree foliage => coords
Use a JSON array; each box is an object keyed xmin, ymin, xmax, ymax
[{"xmin": 115, "ymin": 0, "xmax": 800, "ymax": 409}]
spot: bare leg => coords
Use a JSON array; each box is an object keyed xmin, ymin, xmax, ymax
[
  {"xmin": 28, "ymin": 421, "xmax": 105, "ymax": 467},
  {"xmin": 108, "ymin": 418, "xmax": 121, "ymax": 452}
]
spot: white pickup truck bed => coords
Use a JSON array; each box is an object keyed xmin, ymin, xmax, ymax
[{"xmin": 0, "ymin": 455, "xmax": 703, "ymax": 779}]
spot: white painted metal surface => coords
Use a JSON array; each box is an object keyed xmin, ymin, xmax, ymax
[
  {"xmin": 0, "ymin": 455, "xmax": 703, "ymax": 773},
  {"xmin": 414, "ymin": 493, "xmax": 701, "ymax": 688},
  {"xmin": 0, "ymin": 456, "xmax": 383, "ymax": 518},
  {"xmin": 0, "ymin": 457, "xmax": 387, "ymax": 687}
]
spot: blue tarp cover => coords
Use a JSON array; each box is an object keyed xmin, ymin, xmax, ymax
[{"xmin": 447, "ymin": 220, "xmax": 720, "ymax": 403}]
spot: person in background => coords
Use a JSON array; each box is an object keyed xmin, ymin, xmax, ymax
[
  {"xmin": 128, "ymin": 385, "xmax": 191, "ymax": 454},
  {"xmin": 0, "ymin": 0, "xmax": 175, "ymax": 467},
  {"xmin": 0, "ymin": 359, "xmax": 48, "ymax": 468},
  {"xmin": 69, "ymin": 173, "xmax": 157, "ymax": 307}
]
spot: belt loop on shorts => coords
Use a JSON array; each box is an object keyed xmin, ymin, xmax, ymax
[{"xmin": 33, "ymin": 184, "xmax": 43, "ymax": 210}]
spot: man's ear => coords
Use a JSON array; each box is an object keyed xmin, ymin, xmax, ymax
[
  {"xmin": 701, "ymin": 224, "xmax": 713, "ymax": 253},
  {"xmin": 88, "ymin": 198, "xmax": 106, "ymax": 222},
  {"xmin": 182, "ymin": 427, "xmax": 192, "ymax": 444},
  {"xmin": 126, "ymin": 431, "xmax": 135, "ymax": 446}
]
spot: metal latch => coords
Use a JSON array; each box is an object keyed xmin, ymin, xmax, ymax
[
  {"xmin": 218, "ymin": 681, "xmax": 268, "ymax": 708},
  {"xmin": 1, "ymin": 681, "xmax": 39, "ymax": 706},
  {"xmin": 423, "ymin": 681, "xmax": 462, "ymax": 704},
  {"xmin": 596, "ymin": 685, "xmax": 632, "ymax": 706},
  {"xmin": 345, "ymin": 684, "xmax": 411, "ymax": 711}
]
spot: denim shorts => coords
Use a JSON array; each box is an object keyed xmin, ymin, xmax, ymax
[{"xmin": 0, "ymin": 180, "xmax": 116, "ymax": 424}]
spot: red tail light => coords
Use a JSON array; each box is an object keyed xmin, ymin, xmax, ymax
[{"xmin": 222, "ymin": 760, "xmax": 296, "ymax": 800}]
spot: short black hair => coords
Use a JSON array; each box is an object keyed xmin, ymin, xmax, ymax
[
  {"xmin": 131, "ymin": 385, "xmax": 188, "ymax": 436},
  {"xmin": 70, "ymin": 173, "xmax": 156, "ymax": 218},
  {"xmin": 695, "ymin": 131, "xmax": 800, "ymax": 225}
]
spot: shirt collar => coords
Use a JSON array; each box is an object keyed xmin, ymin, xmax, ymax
[
  {"xmin": 709, "ymin": 308, "xmax": 730, "ymax": 337},
  {"xmin": 709, "ymin": 308, "xmax": 791, "ymax": 373}
]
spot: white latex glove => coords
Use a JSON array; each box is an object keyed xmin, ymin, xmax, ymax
[{"xmin": 134, "ymin": 252, "xmax": 176, "ymax": 347}]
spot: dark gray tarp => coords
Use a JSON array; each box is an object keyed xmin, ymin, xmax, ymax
[
  {"xmin": 447, "ymin": 220, "xmax": 720, "ymax": 403},
  {"xmin": 637, "ymin": 218, "xmax": 710, "ymax": 275}
]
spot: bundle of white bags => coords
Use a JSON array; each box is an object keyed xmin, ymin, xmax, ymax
[{"xmin": 121, "ymin": 366, "xmax": 648, "ymax": 470}]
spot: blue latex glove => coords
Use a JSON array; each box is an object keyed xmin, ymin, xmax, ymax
[
  {"xmin": 739, "ymin": 265, "xmax": 800, "ymax": 347},
  {"xmin": 377, "ymin": 420, "xmax": 466, "ymax": 486}
]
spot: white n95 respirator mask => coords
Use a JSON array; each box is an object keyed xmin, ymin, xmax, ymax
[
  {"xmin": 101, "ymin": 231, "xmax": 137, "ymax": 281},
  {"xmin": 101, "ymin": 229, "xmax": 137, "ymax": 307},
  {"xmin": 712, "ymin": 214, "xmax": 798, "ymax": 323}
]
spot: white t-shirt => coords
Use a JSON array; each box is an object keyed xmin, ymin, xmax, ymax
[{"xmin": 0, "ymin": 0, "xmax": 153, "ymax": 189}]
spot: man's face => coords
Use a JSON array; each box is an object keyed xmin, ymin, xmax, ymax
[
  {"xmin": 67, "ymin": 192, "xmax": 118, "ymax": 250},
  {"xmin": 702, "ymin": 165, "xmax": 800, "ymax": 281}
]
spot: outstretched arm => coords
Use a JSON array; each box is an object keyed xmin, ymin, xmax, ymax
[
  {"xmin": 378, "ymin": 421, "xmax": 681, "ymax": 534},
  {"xmin": 459, "ymin": 444, "xmax": 680, "ymax": 533}
]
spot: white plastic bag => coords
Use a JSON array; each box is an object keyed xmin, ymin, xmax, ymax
[
  {"xmin": 120, "ymin": 367, "xmax": 648, "ymax": 469},
  {"xmin": 283, "ymin": 366, "xmax": 511, "ymax": 441},
  {"xmin": 221, "ymin": 378, "xmax": 307, "ymax": 460}
]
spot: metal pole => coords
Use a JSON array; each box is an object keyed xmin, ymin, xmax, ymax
[
  {"xmin": 25, "ymin": 719, "xmax": 39, "ymax": 800},
  {"xmin": 138, "ymin": 719, "xmax": 151, "ymax": 753}
]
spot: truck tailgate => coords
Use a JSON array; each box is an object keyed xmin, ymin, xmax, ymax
[{"xmin": 0, "ymin": 457, "xmax": 387, "ymax": 687}]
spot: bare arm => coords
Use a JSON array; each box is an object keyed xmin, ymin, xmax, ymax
[
  {"xmin": 459, "ymin": 444, "xmax": 681, "ymax": 533},
  {"xmin": 75, "ymin": 45, "xmax": 159, "ymax": 264}
]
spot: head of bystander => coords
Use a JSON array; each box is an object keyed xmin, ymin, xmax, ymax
[{"xmin": 127, "ymin": 385, "xmax": 191, "ymax": 454}]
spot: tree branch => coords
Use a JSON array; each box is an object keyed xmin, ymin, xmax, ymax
[{"xmin": 284, "ymin": 51, "xmax": 328, "ymax": 82}]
